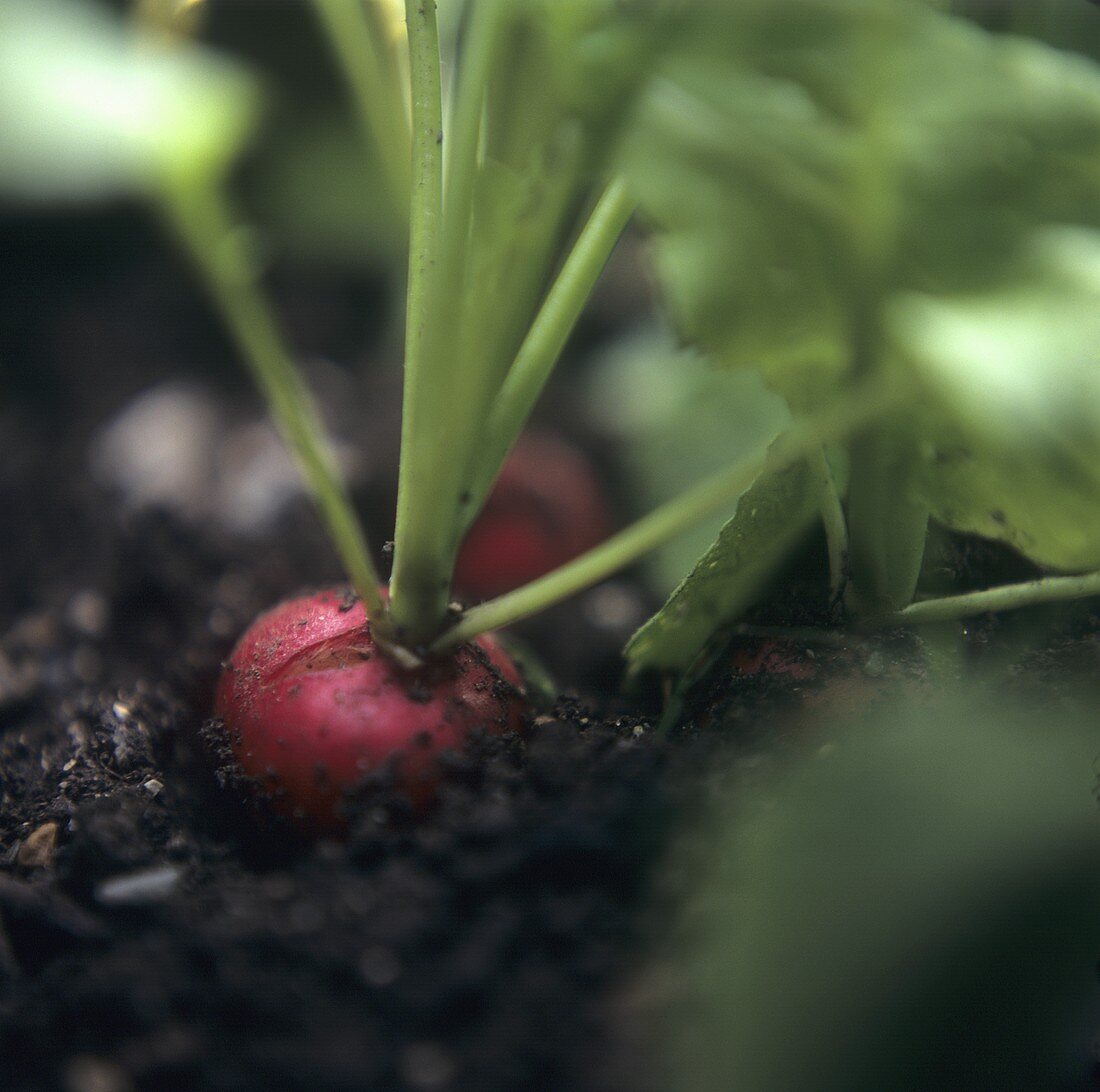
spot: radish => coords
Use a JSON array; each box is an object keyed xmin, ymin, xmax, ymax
[
  {"xmin": 214, "ymin": 588, "xmax": 526, "ymax": 830},
  {"xmin": 454, "ymin": 433, "xmax": 611, "ymax": 601}
]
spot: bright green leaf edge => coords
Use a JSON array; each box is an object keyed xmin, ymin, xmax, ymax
[{"xmin": 625, "ymin": 444, "xmax": 823, "ymax": 674}]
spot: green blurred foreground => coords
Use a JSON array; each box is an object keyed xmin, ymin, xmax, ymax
[{"xmin": 663, "ymin": 687, "xmax": 1100, "ymax": 1091}]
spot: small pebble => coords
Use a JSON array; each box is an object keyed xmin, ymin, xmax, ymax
[
  {"xmin": 142, "ymin": 779, "xmax": 164, "ymax": 797},
  {"xmin": 91, "ymin": 382, "xmax": 219, "ymax": 520},
  {"xmin": 11, "ymin": 612, "xmax": 56, "ymax": 650},
  {"xmin": 0, "ymin": 649, "xmax": 37, "ymax": 708},
  {"xmin": 207, "ymin": 607, "xmax": 234, "ymax": 638},
  {"xmin": 65, "ymin": 591, "xmax": 108, "ymax": 637},
  {"xmin": 400, "ymin": 1042, "xmax": 455, "ymax": 1090},
  {"xmin": 17, "ymin": 821, "xmax": 59, "ymax": 869},
  {"xmin": 582, "ymin": 581, "xmax": 646, "ymax": 631},
  {"xmin": 95, "ymin": 865, "xmax": 182, "ymax": 906},
  {"xmin": 64, "ymin": 1056, "xmax": 132, "ymax": 1092}
]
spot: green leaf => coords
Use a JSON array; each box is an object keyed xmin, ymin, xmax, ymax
[
  {"xmin": 894, "ymin": 226, "xmax": 1100, "ymax": 451},
  {"xmin": 0, "ymin": 0, "xmax": 257, "ymax": 202},
  {"xmin": 625, "ymin": 443, "xmax": 821, "ymax": 674},
  {"xmin": 622, "ymin": 0, "xmax": 1100, "ymax": 602},
  {"xmin": 892, "ymin": 227, "xmax": 1100, "ymax": 570},
  {"xmin": 585, "ymin": 326, "xmax": 791, "ymax": 596},
  {"xmin": 919, "ymin": 453, "xmax": 1100, "ymax": 573},
  {"xmin": 622, "ymin": 0, "xmax": 1100, "ymax": 403},
  {"xmin": 663, "ymin": 690, "xmax": 1100, "ymax": 1092}
]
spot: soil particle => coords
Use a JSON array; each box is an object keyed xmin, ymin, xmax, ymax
[
  {"xmin": 16, "ymin": 822, "xmax": 60, "ymax": 871},
  {"xmin": 94, "ymin": 866, "xmax": 184, "ymax": 908}
]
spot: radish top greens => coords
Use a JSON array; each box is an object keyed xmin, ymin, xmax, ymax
[
  {"xmin": 6, "ymin": 0, "xmax": 1100, "ymax": 680},
  {"xmin": 621, "ymin": 0, "xmax": 1100, "ymax": 670}
]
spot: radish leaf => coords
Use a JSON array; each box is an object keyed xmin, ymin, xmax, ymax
[
  {"xmin": 0, "ymin": 0, "xmax": 257, "ymax": 202},
  {"xmin": 894, "ymin": 227, "xmax": 1100, "ymax": 570},
  {"xmin": 619, "ymin": 0, "xmax": 1100, "ymax": 635},
  {"xmin": 623, "ymin": 0, "xmax": 1100, "ymax": 403},
  {"xmin": 625, "ymin": 442, "xmax": 821, "ymax": 674}
]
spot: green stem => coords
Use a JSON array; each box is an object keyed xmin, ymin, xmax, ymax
[
  {"xmin": 389, "ymin": 0, "xmax": 448, "ymax": 642},
  {"xmin": 842, "ymin": 294, "xmax": 927, "ymax": 616},
  {"xmin": 431, "ymin": 375, "xmax": 902, "ymax": 653},
  {"xmin": 845, "ymin": 423, "xmax": 929, "ymax": 616},
  {"xmin": 441, "ymin": 0, "xmax": 500, "ymax": 235},
  {"xmin": 311, "ymin": 0, "xmax": 411, "ymax": 223},
  {"xmin": 808, "ymin": 446, "xmax": 848, "ymax": 604},
  {"xmin": 160, "ymin": 181, "xmax": 385, "ymax": 622},
  {"xmin": 462, "ymin": 178, "xmax": 635, "ymax": 526},
  {"xmin": 431, "ymin": 0, "xmax": 507, "ymax": 532},
  {"xmin": 892, "ymin": 570, "xmax": 1100, "ymax": 625}
]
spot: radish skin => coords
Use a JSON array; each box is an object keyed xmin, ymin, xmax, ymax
[
  {"xmin": 455, "ymin": 434, "xmax": 611, "ymax": 601},
  {"xmin": 215, "ymin": 588, "xmax": 525, "ymax": 829}
]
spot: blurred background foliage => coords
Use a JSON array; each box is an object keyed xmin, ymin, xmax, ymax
[{"xmin": 656, "ymin": 685, "xmax": 1100, "ymax": 1091}]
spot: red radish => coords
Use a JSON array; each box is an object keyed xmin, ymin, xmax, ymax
[
  {"xmin": 215, "ymin": 588, "xmax": 525, "ymax": 830},
  {"xmin": 729, "ymin": 638, "xmax": 816, "ymax": 681},
  {"xmin": 454, "ymin": 432, "xmax": 612, "ymax": 601}
]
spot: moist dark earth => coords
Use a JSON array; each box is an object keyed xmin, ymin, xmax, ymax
[{"xmin": 5, "ymin": 205, "xmax": 1100, "ymax": 1092}]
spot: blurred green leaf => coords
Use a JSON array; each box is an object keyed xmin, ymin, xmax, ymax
[
  {"xmin": 623, "ymin": 0, "xmax": 1100, "ymax": 405},
  {"xmin": 663, "ymin": 690, "xmax": 1100, "ymax": 1092},
  {"xmin": 0, "ymin": 0, "xmax": 257, "ymax": 202},
  {"xmin": 620, "ymin": 0, "xmax": 1100, "ymax": 609},
  {"xmin": 894, "ymin": 227, "xmax": 1100, "ymax": 570},
  {"xmin": 249, "ymin": 111, "xmax": 405, "ymax": 264},
  {"xmin": 585, "ymin": 326, "xmax": 791, "ymax": 596},
  {"xmin": 895, "ymin": 228, "xmax": 1100, "ymax": 451},
  {"xmin": 921, "ymin": 448, "xmax": 1100, "ymax": 572},
  {"xmin": 954, "ymin": 0, "xmax": 1100, "ymax": 57},
  {"xmin": 625, "ymin": 442, "xmax": 821, "ymax": 674}
]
